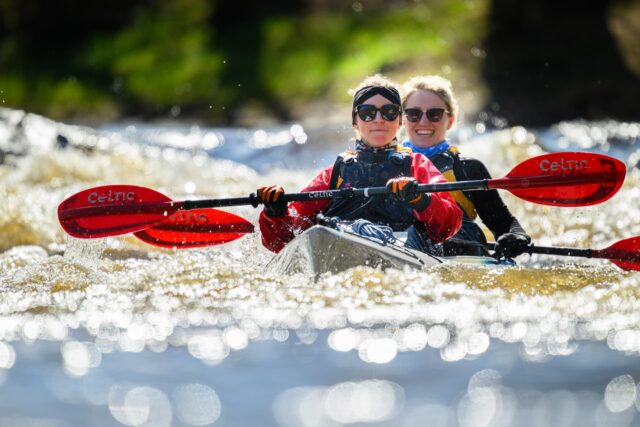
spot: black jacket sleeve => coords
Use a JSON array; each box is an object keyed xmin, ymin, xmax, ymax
[{"xmin": 455, "ymin": 157, "xmax": 529, "ymax": 240}]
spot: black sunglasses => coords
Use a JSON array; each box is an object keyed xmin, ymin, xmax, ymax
[
  {"xmin": 355, "ymin": 104, "xmax": 401, "ymax": 122},
  {"xmin": 404, "ymin": 107, "xmax": 450, "ymax": 123}
]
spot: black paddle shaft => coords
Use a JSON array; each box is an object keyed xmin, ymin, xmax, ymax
[
  {"xmin": 182, "ymin": 180, "xmax": 491, "ymax": 210},
  {"xmin": 484, "ymin": 242, "xmax": 593, "ymax": 258},
  {"xmin": 450, "ymin": 239, "xmax": 594, "ymax": 258}
]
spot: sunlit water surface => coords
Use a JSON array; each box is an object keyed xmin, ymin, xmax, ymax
[{"xmin": 1, "ymin": 107, "xmax": 640, "ymax": 426}]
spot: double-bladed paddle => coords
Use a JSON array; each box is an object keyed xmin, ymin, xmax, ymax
[
  {"xmin": 447, "ymin": 237, "xmax": 640, "ymax": 272},
  {"xmin": 58, "ymin": 151, "xmax": 626, "ymax": 243},
  {"xmin": 514, "ymin": 237, "xmax": 640, "ymax": 272}
]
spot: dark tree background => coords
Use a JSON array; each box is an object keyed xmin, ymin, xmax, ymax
[
  {"xmin": 209, "ymin": 0, "xmax": 305, "ymax": 122},
  {"xmin": 1, "ymin": 0, "xmax": 639, "ymax": 124},
  {"xmin": 482, "ymin": 0, "xmax": 640, "ymax": 126}
]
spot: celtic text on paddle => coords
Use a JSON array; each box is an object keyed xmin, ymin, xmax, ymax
[
  {"xmin": 167, "ymin": 211, "xmax": 209, "ymax": 224},
  {"xmin": 308, "ymin": 191, "xmax": 334, "ymax": 199},
  {"xmin": 539, "ymin": 158, "xmax": 588, "ymax": 173},
  {"xmin": 87, "ymin": 190, "xmax": 137, "ymax": 204}
]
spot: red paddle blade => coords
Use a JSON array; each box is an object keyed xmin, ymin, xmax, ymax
[
  {"xmin": 491, "ymin": 152, "xmax": 625, "ymax": 206},
  {"xmin": 596, "ymin": 236, "xmax": 640, "ymax": 272},
  {"xmin": 58, "ymin": 185, "xmax": 182, "ymax": 238},
  {"xmin": 133, "ymin": 209, "xmax": 254, "ymax": 248}
]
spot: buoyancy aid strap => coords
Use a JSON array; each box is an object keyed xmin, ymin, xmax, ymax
[
  {"xmin": 330, "ymin": 150, "xmax": 356, "ymax": 189},
  {"xmin": 448, "ymin": 145, "xmax": 461, "ymax": 155},
  {"xmin": 395, "ymin": 147, "xmax": 413, "ymax": 177},
  {"xmin": 442, "ymin": 146, "xmax": 478, "ymax": 219},
  {"xmin": 396, "ymin": 145, "xmax": 413, "ymax": 155}
]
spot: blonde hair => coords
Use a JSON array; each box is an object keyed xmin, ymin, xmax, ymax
[
  {"xmin": 401, "ymin": 75, "xmax": 459, "ymax": 118},
  {"xmin": 349, "ymin": 74, "xmax": 400, "ymax": 97}
]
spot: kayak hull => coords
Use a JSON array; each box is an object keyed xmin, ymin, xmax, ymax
[{"xmin": 266, "ymin": 225, "xmax": 445, "ymax": 277}]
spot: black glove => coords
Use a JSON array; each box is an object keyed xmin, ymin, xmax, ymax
[
  {"xmin": 386, "ymin": 177, "xmax": 431, "ymax": 211},
  {"xmin": 495, "ymin": 232, "xmax": 531, "ymax": 259},
  {"xmin": 257, "ymin": 185, "xmax": 287, "ymax": 217}
]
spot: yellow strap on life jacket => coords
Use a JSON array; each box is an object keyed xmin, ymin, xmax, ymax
[
  {"xmin": 396, "ymin": 145, "xmax": 413, "ymax": 154},
  {"xmin": 334, "ymin": 150, "xmax": 357, "ymax": 188},
  {"xmin": 441, "ymin": 146, "xmax": 478, "ymax": 219}
]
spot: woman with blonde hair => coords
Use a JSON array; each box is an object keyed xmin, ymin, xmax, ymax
[
  {"xmin": 401, "ymin": 75, "xmax": 530, "ymax": 258},
  {"xmin": 257, "ymin": 74, "xmax": 462, "ymax": 254}
]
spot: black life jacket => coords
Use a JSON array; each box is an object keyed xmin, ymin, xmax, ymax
[
  {"xmin": 325, "ymin": 146, "xmax": 415, "ymax": 231},
  {"xmin": 428, "ymin": 146, "xmax": 488, "ymax": 254}
]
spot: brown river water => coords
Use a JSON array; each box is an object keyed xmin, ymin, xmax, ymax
[{"xmin": 1, "ymin": 107, "xmax": 640, "ymax": 426}]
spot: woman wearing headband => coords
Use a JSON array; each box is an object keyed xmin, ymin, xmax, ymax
[
  {"xmin": 401, "ymin": 75, "xmax": 530, "ymax": 259},
  {"xmin": 257, "ymin": 74, "xmax": 462, "ymax": 253}
]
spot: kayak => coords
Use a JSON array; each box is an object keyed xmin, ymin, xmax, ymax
[
  {"xmin": 266, "ymin": 225, "xmax": 501, "ymax": 277},
  {"xmin": 54, "ymin": 153, "xmax": 639, "ymax": 272}
]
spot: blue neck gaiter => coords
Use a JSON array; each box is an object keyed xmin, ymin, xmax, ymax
[{"xmin": 402, "ymin": 140, "xmax": 449, "ymax": 159}]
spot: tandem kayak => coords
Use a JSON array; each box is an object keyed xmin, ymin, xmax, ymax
[{"xmin": 266, "ymin": 225, "xmax": 501, "ymax": 277}]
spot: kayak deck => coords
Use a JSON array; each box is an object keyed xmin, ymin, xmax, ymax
[{"xmin": 266, "ymin": 225, "xmax": 500, "ymax": 277}]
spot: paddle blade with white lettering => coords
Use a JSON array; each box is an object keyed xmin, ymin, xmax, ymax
[
  {"xmin": 490, "ymin": 152, "xmax": 626, "ymax": 206},
  {"xmin": 57, "ymin": 185, "xmax": 182, "ymax": 238},
  {"xmin": 133, "ymin": 208, "xmax": 254, "ymax": 248}
]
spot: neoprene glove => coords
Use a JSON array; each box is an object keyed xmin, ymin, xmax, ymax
[
  {"xmin": 386, "ymin": 177, "xmax": 431, "ymax": 212},
  {"xmin": 495, "ymin": 232, "xmax": 531, "ymax": 259},
  {"xmin": 257, "ymin": 185, "xmax": 287, "ymax": 217}
]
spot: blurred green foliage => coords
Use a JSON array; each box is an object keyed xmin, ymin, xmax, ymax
[
  {"xmin": 0, "ymin": 0, "xmax": 488, "ymax": 122},
  {"xmin": 260, "ymin": 0, "xmax": 485, "ymax": 104},
  {"xmin": 84, "ymin": 0, "xmax": 224, "ymax": 111},
  {"xmin": 0, "ymin": 0, "xmax": 637, "ymax": 123}
]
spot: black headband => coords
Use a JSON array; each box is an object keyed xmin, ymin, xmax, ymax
[{"xmin": 352, "ymin": 86, "xmax": 402, "ymax": 124}]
